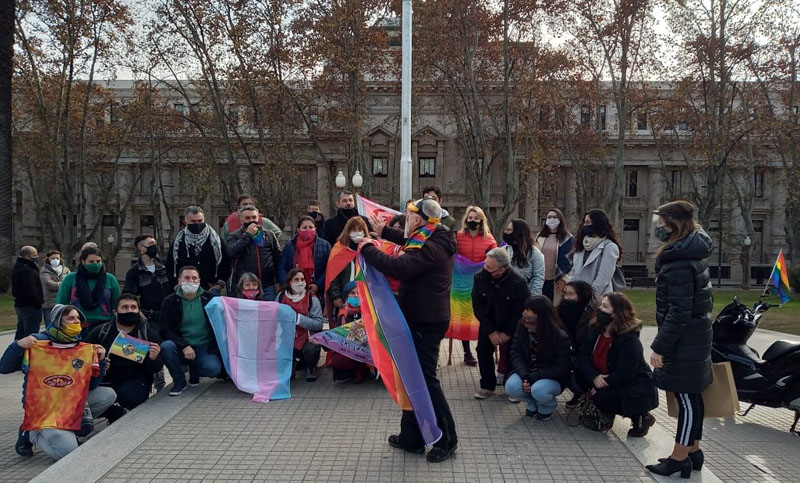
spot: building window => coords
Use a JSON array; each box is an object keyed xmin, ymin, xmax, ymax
[
  {"xmin": 140, "ymin": 215, "xmax": 156, "ymax": 235},
  {"xmin": 636, "ymin": 111, "xmax": 647, "ymax": 130},
  {"xmin": 793, "ymin": 105, "xmax": 799, "ymax": 115},
  {"xmin": 676, "ymin": 119, "xmax": 688, "ymax": 131},
  {"xmin": 372, "ymin": 157, "xmax": 388, "ymax": 177},
  {"xmin": 597, "ymin": 105, "xmax": 607, "ymax": 131},
  {"xmin": 419, "ymin": 157, "xmax": 436, "ymax": 178},
  {"xmin": 669, "ymin": 169, "xmax": 682, "ymax": 194},
  {"xmin": 228, "ymin": 106, "xmax": 239, "ymax": 128},
  {"xmin": 754, "ymin": 171, "xmax": 765, "ymax": 198},
  {"xmin": 580, "ymin": 106, "xmax": 591, "ymax": 126},
  {"xmin": 102, "ymin": 214, "xmax": 115, "ymax": 227},
  {"xmin": 626, "ymin": 170, "xmax": 638, "ymax": 197},
  {"xmin": 623, "ymin": 219, "xmax": 640, "ymax": 231},
  {"xmin": 174, "ymin": 103, "xmax": 186, "ymax": 116}
]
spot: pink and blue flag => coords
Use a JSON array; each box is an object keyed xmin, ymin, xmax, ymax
[{"xmin": 205, "ymin": 297, "xmax": 296, "ymax": 403}]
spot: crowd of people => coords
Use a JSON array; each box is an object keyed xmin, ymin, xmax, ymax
[{"xmin": 4, "ymin": 187, "xmax": 714, "ymax": 477}]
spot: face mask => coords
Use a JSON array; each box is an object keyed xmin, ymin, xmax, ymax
[
  {"xmin": 502, "ymin": 233, "xmax": 515, "ymax": 246},
  {"xmin": 145, "ymin": 245, "xmax": 158, "ymax": 258},
  {"xmin": 242, "ymin": 289, "xmax": 260, "ymax": 300},
  {"xmin": 85, "ymin": 262, "xmax": 102, "ymax": 274},
  {"xmin": 347, "ymin": 296, "xmax": 361, "ymax": 308},
  {"xmin": 349, "ymin": 231, "xmax": 365, "ymax": 243},
  {"xmin": 181, "ymin": 282, "xmax": 200, "ymax": 295},
  {"xmin": 187, "ymin": 222, "xmax": 206, "ymax": 234},
  {"xmin": 596, "ymin": 310, "xmax": 613, "ymax": 328},
  {"xmin": 582, "ymin": 224, "xmax": 595, "ymax": 237},
  {"xmin": 31, "ymin": 257, "xmax": 39, "ymax": 265},
  {"xmin": 546, "ymin": 218, "xmax": 560, "ymax": 229},
  {"xmin": 61, "ymin": 323, "xmax": 82, "ymax": 338},
  {"xmin": 50, "ymin": 258, "xmax": 60, "ymax": 267},
  {"xmin": 298, "ymin": 230, "xmax": 316, "ymax": 241},
  {"xmin": 466, "ymin": 220, "xmax": 480, "ymax": 231},
  {"xmin": 654, "ymin": 226, "xmax": 671, "ymax": 243},
  {"xmin": 291, "ymin": 282, "xmax": 307, "ymax": 293},
  {"xmin": 117, "ymin": 312, "xmax": 141, "ymax": 326}
]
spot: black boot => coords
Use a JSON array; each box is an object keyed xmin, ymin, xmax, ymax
[
  {"xmin": 659, "ymin": 449, "xmax": 704, "ymax": 471},
  {"xmin": 627, "ymin": 412, "xmax": 655, "ymax": 437},
  {"xmin": 646, "ymin": 458, "xmax": 692, "ymax": 479},
  {"xmin": 15, "ymin": 426, "xmax": 33, "ymax": 457}
]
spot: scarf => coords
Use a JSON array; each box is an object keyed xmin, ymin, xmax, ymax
[
  {"xmin": 75, "ymin": 264, "xmax": 108, "ymax": 311},
  {"xmin": 582, "ymin": 235, "xmax": 605, "ymax": 252},
  {"xmin": 172, "ymin": 225, "xmax": 223, "ymax": 277},
  {"xmin": 251, "ymin": 228, "xmax": 266, "ymax": 247},
  {"xmin": 403, "ymin": 223, "xmax": 437, "ymax": 251},
  {"xmin": 44, "ymin": 304, "xmax": 85, "ymax": 343},
  {"xmin": 282, "ymin": 290, "xmax": 311, "ymax": 350},
  {"xmin": 293, "ymin": 235, "xmax": 316, "ymax": 285}
]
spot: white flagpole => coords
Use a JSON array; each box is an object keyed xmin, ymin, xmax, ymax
[{"xmin": 399, "ymin": 0, "xmax": 413, "ymax": 209}]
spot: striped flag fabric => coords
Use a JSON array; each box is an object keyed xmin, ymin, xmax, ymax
[
  {"xmin": 205, "ymin": 297, "xmax": 297, "ymax": 403},
  {"xmin": 768, "ymin": 250, "xmax": 792, "ymax": 305},
  {"xmin": 356, "ymin": 195, "xmax": 401, "ymax": 224},
  {"xmin": 445, "ymin": 254, "xmax": 482, "ymax": 341},
  {"xmin": 356, "ymin": 254, "xmax": 443, "ymax": 446}
]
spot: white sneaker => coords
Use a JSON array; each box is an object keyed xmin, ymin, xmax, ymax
[{"xmin": 474, "ymin": 389, "xmax": 495, "ymax": 399}]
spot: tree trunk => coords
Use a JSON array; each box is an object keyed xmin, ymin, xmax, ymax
[{"xmin": 0, "ymin": 0, "xmax": 13, "ymax": 266}]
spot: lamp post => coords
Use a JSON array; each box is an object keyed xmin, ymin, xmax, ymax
[
  {"xmin": 335, "ymin": 170, "xmax": 346, "ymax": 190},
  {"xmin": 352, "ymin": 170, "xmax": 363, "ymax": 193},
  {"xmin": 741, "ymin": 235, "xmax": 752, "ymax": 289},
  {"xmin": 106, "ymin": 232, "xmax": 116, "ymax": 275}
]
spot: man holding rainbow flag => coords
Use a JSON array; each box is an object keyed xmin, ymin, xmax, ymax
[{"xmin": 359, "ymin": 197, "xmax": 459, "ymax": 463}]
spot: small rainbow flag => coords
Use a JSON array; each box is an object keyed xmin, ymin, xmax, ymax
[
  {"xmin": 768, "ymin": 250, "xmax": 792, "ymax": 304},
  {"xmin": 445, "ymin": 254, "xmax": 483, "ymax": 341},
  {"xmin": 110, "ymin": 332, "xmax": 150, "ymax": 363}
]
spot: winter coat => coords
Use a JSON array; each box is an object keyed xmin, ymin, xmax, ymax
[
  {"xmin": 456, "ymin": 231, "xmax": 497, "ymax": 263},
  {"xmin": 12, "ymin": 258, "xmax": 44, "ymax": 308},
  {"xmin": 536, "ymin": 234, "xmax": 574, "ymax": 281},
  {"xmin": 568, "ymin": 239, "xmax": 620, "ymax": 296},
  {"xmin": 158, "ymin": 290, "xmax": 218, "ymax": 354},
  {"xmin": 472, "ymin": 267, "xmax": 530, "ymax": 337},
  {"xmin": 227, "ymin": 227, "xmax": 282, "ymax": 293},
  {"xmin": 652, "ymin": 229, "xmax": 714, "ymax": 394},
  {"xmin": 361, "ymin": 225, "xmax": 457, "ymax": 325},
  {"xmin": 328, "ymin": 258, "xmax": 356, "ymax": 304},
  {"xmin": 87, "ymin": 316, "xmax": 163, "ymax": 385},
  {"xmin": 40, "ymin": 264, "xmax": 70, "ymax": 309},
  {"xmin": 439, "ymin": 210, "xmax": 458, "ymax": 231},
  {"xmin": 165, "ymin": 235, "xmax": 231, "ymax": 291},
  {"xmin": 221, "ymin": 212, "xmax": 283, "ymax": 244},
  {"xmin": 277, "ymin": 235, "xmax": 331, "ymax": 288},
  {"xmin": 509, "ymin": 323, "xmax": 571, "ymax": 387},
  {"xmin": 321, "ymin": 209, "xmax": 372, "ymax": 246},
  {"xmin": 579, "ymin": 326, "xmax": 659, "ymax": 417},
  {"xmin": 503, "ymin": 245, "xmax": 546, "ymax": 295},
  {"xmin": 123, "ymin": 258, "xmax": 173, "ymax": 316}
]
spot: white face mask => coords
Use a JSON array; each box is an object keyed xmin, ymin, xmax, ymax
[
  {"xmin": 291, "ymin": 282, "xmax": 306, "ymax": 294},
  {"xmin": 49, "ymin": 259, "xmax": 60, "ymax": 267},
  {"xmin": 349, "ymin": 231, "xmax": 365, "ymax": 243},
  {"xmin": 181, "ymin": 282, "xmax": 200, "ymax": 295},
  {"xmin": 546, "ymin": 218, "xmax": 560, "ymax": 229}
]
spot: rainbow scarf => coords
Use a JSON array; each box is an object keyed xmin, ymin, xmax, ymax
[
  {"xmin": 356, "ymin": 254, "xmax": 442, "ymax": 446},
  {"xmin": 768, "ymin": 250, "xmax": 792, "ymax": 304},
  {"xmin": 445, "ymin": 254, "xmax": 483, "ymax": 341},
  {"xmin": 403, "ymin": 224, "xmax": 436, "ymax": 251}
]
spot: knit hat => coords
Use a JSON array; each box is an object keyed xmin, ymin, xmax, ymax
[
  {"xmin": 344, "ymin": 280, "xmax": 357, "ymax": 294},
  {"xmin": 407, "ymin": 198, "xmax": 442, "ymax": 224},
  {"xmin": 654, "ymin": 200, "xmax": 695, "ymax": 220}
]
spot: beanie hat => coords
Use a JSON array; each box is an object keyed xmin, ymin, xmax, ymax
[
  {"xmin": 407, "ymin": 198, "xmax": 442, "ymax": 224},
  {"xmin": 344, "ymin": 280, "xmax": 357, "ymax": 294},
  {"xmin": 655, "ymin": 200, "xmax": 695, "ymax": 220}
]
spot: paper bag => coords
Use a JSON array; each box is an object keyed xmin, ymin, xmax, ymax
[{"xmin": 666, "ymin": 362, "xmax": 740, "ymax": 418}]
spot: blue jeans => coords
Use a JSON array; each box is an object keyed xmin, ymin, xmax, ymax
[
  {"xmin": 505, "ymin": 373, "xmax": 562, "ymax": 415},
  {"xmin": 15, "ymin": 307, "xmax": 42, "ymax": 340},
  {"xmin": 160, "ymin": 340, "xmax": 222, "ymax": 386}
]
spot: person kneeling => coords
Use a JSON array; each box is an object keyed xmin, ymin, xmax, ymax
[
  {"xmin": 0, "ymin": 304, "xmax": 116, "ymax": 460},
  {"xmin": 576, "ymin": 293, "xmax": 658, "ymax": 437},
  {"xmin": 504, "ymin": 296, "xmax": 571, "ymax": 421},
  {"xmin": 88, "ymin": 294, "xmax": 163, "ymax": 418},
  {"xmin": 277, "ymin": 268, "xmax": 324, "ymax": 382},
  {"xmin": 331, "ymin": 281, "xmax": 371, "ymax": 383}
]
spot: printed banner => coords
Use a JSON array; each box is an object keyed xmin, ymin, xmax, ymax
[
  {"xmin": 446, "ymin": 254, "xmax": 483, "ymax": 341},
  {"xmin": 311, "ymin": 321, "xmax": 373, "ymax": 366},
  {"xmin": 110, "ymin": 332, "xmax": 150, "ymax": 363},
  {"xmin": 356, "ymin": 195, "xmax": 401, "ymax": 225},
  {"xmin": 205, "ymin": 297, "xmax": 296, "ymax": 403}
]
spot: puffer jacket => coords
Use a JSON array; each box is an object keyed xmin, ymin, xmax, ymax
[
  {"xmin": 456, "ymin": 231, "xmax": 497, "ymax": 263},
  {"xmin": 503, "ymin": 245, "xmax": 545, "ymax": 295},
  {"xmin": 227, "ymin": 227, "xmax": 282, "ymax": 293},
  {"xmin": 651, "ymin": 229, "xmax": 714, "ymax": 394},
  {"xmin": 276, "ymin": 235, "xmax": 331, "ymax": 288}
]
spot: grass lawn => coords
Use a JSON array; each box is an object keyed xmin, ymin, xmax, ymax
[
  {"xmin": 0, "ymin": 294, "xmax": 17, "ymax": 332},
  {"xmin": 626, "ymin": 289, "xmax": 800, "ymax": 336}
]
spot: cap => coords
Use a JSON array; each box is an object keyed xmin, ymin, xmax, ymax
[{"xmin": 407, "ymin": 198, "xmax": 442, "ymax": 224}]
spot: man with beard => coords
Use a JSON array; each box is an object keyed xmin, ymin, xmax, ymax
[
  {"xmin": 165, "ymin": 206, "xmax": 231, "ymax": 294},
  {"xmin": 321, "ymin": 190, "xmax": 371, "ymax": 246}
]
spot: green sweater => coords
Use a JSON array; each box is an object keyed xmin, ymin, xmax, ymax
[
  {"xmin": 56, "ymin": 272, "xmax": 120, "ymax": 325},
  {"xmin": 178, "ymin": 288, "xmax": 212, "ymax": 348}
]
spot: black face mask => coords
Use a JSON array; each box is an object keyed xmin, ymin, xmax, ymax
[
  {"xmin": 466, "ymin": 220, "xmax": 480, "ymax": 231},
  {"xmin": 595, "ymin": 310, "xmax": 613, "ymax": 328},
  {"xmin": 117, "ymin": 312, "xmax": 141, "ymax": 327},
  {"xmin": 342, "ymin": 207, "xmax": 358, "ymax": 218},
  {"xmin": 502, "ymin": 233, "xmax": 515, "ymax": 246},
  {"xmin": 243, "ymin": 221, "xmax": 256, "ymax": 230},
  {"xmin": 145, "ymin": 245, "xmax": 158, "ymax": 258},
  {"xmin": 187, "ymin": 222, "xmax": 206, "ymax": 234},
  {"xmin": 582, "ymin": 224, "xmax": 595, "ymax": 237},
  {"xmin": 558, "ymin": 299, "xmax": 584, "ymax": 322}
]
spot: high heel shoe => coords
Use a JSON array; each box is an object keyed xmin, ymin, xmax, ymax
[
  {"xmin": 646, "ymin": 457, "xmax": 692, "ymax": 479},
  {"xmin": 658, "ymin": 449, "xmax": 704, "ymax": 471}
]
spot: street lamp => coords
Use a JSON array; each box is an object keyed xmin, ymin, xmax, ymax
[
  {"xmin": 741, "ymin": 235, "xmax": 752, "ymax": 289},
  {"xmin": 107, "ymin": 232, "xmax": 115, "ymax": 246},
  {"xmin": 352, "ymin": 170, "xmax": 363, "ymax": 192},
  {"xmin": 335, "ymin": 170, "xmax": 346, "ymax": 190}
]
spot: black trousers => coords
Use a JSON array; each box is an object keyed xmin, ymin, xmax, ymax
[
  {"xmin": 543, "ymin": 280, "xmax": 555, "ymax": 301},
  {"xmin": 462, "ymin": 340, "xmax": 472, "ymax": 355},
  {"xmin": 675, "ymin": 392, "xmax": 704, "ymax": 446},
  {"xmin": 293, "ymin": 343, "xmax": 321, "ymax": 370},
  {"xmin": 398, "ymin": 321, "xmax": 457, "ymax": 450},
  {"xmin": 476, "ymin": 331, "xmax": 498, "ymax": 390}
]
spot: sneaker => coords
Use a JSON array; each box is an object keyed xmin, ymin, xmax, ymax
[
  {"xmin": 525, "ymin": 409, "xmax": 538, "ymax": 418},
  {"xmin": 496, "ymin": 373, "xmax": 505, "ymax": 386},
  {"xmin": 169, "ymin": 381, "xmax": 187, "ymax": 396},
  {"xmin": 473, "ymin": 389, "xmax": 494, "ymax": 399},
  {"xmin": 306, "ymin": 367, "xmax": 317, "ymax": 382},
  {"xmin": 507, "ymin": 396, "xmax": 521, "ymax": 403},
  {"xmin": 565, "ymin": 393, "xmax": 581, "ymax": 409},
  {"xmin": 536, "ymin": 412, "xmax": 553, "ymax": 421},
  {"xmin": 464, "ymin": 353, "xmax": 477, "ymax": 367},
  {"xmin": 104, "ymin": 405, "xmax": 127, "ymax": 425},
  {"xmin": 426, "ymin": 443, "xmax": 457, "ymax": 463},
  {"xmin": 76, "ymin": 405, "xmax": 94, "ymax": 437},
  {"xmin": 387, "ymin": 435, "xmax": 424, "ymax": 454},
  {"xmin": 153, "ymin": 369, "xmax": 166, "ymax": 391},
  {"xmin": 188, "ymin": 372, "xmax": 200, "ymax": 387},
  {"xmin": 15, "ymin": 427, "xmax": 33, "ymax": 457}
]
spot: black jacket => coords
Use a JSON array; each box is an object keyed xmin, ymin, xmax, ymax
[
  {"xmin": 472, "ymin": 268, "xmax": 530, "ymax": 337},
  {"xmin": 87, "ymin": 317, "xmax": 163, "ymax": 385},
  {"xmin": 12, "ymin": 257, "xmax": 44, "ymax": 308},
  {"xmin": 321, "ymin": 209, "xmax": 371, "ymax": 246},
  {"xmin": 652, "ymin": 229, "xmax": 714, "ymax": 394},
  {"xmin": 361, "ymin": 225, "xmax": 456, "ymax": 325},
  {"xmin": 158, "ymin": 291, "xmax": 218, "ymax": 353},
  {"xmin": 579, "ymin": 326, "xmax": 659, "ymax": 417},
  {"xmin": 123, "ymin": 258, "xmax": 173, "ymax": 316},
  {"xmin": 166, "ymin": 236, "xmax": 231, "ymax": 291},
  {"xmin": 509, "ymin": 323, "xmax": 571, "ymax": 387},
  {"xmin": 227, "ymin": 227, "xmax": 281, "ymax": 292},
  {"xmin": 559, "ymin": 301, "xmax": 595, "ymax": 355}
]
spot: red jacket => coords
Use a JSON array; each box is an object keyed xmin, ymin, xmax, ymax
[{"xmin": 456, "ymin": 231, "xmax": 497, "ymax": 263}]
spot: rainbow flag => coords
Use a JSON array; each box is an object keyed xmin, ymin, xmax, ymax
[
  {"xmin": 356, "ymin": 254, "xmax": 442, "ymax": 446},
  {"xmin": 110, "ymin": 332, "xmax": 150, "ymax": 363},
  {"xmin": 768, "ymin": 250, "xmax": 792, "ymax": 304},
  {"xmin": 311, "ymin": 322, "xmax": 373, "ymax": 366},
  {"xmin": 205, "ymin": 297, "xmax": 296, "ymax": 403},
  {"xmin": 445, "ymin": 254, "xmax": 483, "ymax": 341}
]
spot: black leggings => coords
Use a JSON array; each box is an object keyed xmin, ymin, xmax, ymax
[{"xmin": 675, "ymin": 392, "xmax": 704, "ymax": 446}]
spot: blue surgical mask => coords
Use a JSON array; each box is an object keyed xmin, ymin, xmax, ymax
[{"xmin": 347, "ymin": 296, "xmax": 361, "ymax": 308}]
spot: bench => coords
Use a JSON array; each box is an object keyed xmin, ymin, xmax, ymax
[{"xmin": 629, "ymin": 277, "xmax": 656, "ymax": 289}]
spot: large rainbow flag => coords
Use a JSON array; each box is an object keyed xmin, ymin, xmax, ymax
[
  {"xmin": 205, "ymin": 297, "xmax": 296, "ymax": 403},
  {"xmin": 445, "ymin": 254, "xmax": 483, "ymax": 341},
  {"xmin": 356, "ymin": 254, "xmax": 442, "ymax": 446},
  {"xmin": 767, "ymin": 249, "xmax": 792, "ymax": 304}
]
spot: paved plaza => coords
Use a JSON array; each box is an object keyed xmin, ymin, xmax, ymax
[{"xmin": 1, "ymin": 327, "xmax": 798, "ymax": 482}]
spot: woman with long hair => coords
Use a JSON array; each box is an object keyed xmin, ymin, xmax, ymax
[
  {"xmin": 277, "ymin": 216, "xmax": 331, "ymax": 297},
  {"xmin": 577, "ymin": 292, "xmax": 658, "ymax": 438},
  {"xmin": 536, "ymin": 209, "xmax": 573, "ymax": 300},
  {"xmin": 504, "ymin": 295, "xmax": 571, "ymax": 421},
  {"xmin": 277, "ymin": 268, "xmax": 325, "ymax": 382},
  {"xmin": 568, "ymin": 209, "xmax": 622, "ymax": 296},
  {"xmin": 645, "ymin": 201, "xmax": 713, "ymax": 478},
  {"xmin": 558, "ymin": 280, "xmax": 597, "ymax": 408},
  {"xmin": 456, "ymin": 205, "xmax": 497, "ymax": 367},
  {"xmin": 325, "ymin": 217, "xmax": 372, "ymax": 311},
  {"xmin": 502, "ymin": 218, "xmax": 545, "ymax": 295}
]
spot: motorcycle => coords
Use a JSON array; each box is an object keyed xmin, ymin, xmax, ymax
[{"xmin": 711, "ymin": 296, "xmax": 800, "ymax": 435}]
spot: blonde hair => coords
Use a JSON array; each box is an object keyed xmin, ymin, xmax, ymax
[{"xmin": 460, "ymin": 205, "xmax": 492, "ymax": 237}]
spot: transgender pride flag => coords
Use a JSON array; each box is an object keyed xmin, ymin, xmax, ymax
[{"xmin": 205, "ymin": 297, "xmax": 296, "ymax": 403}]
